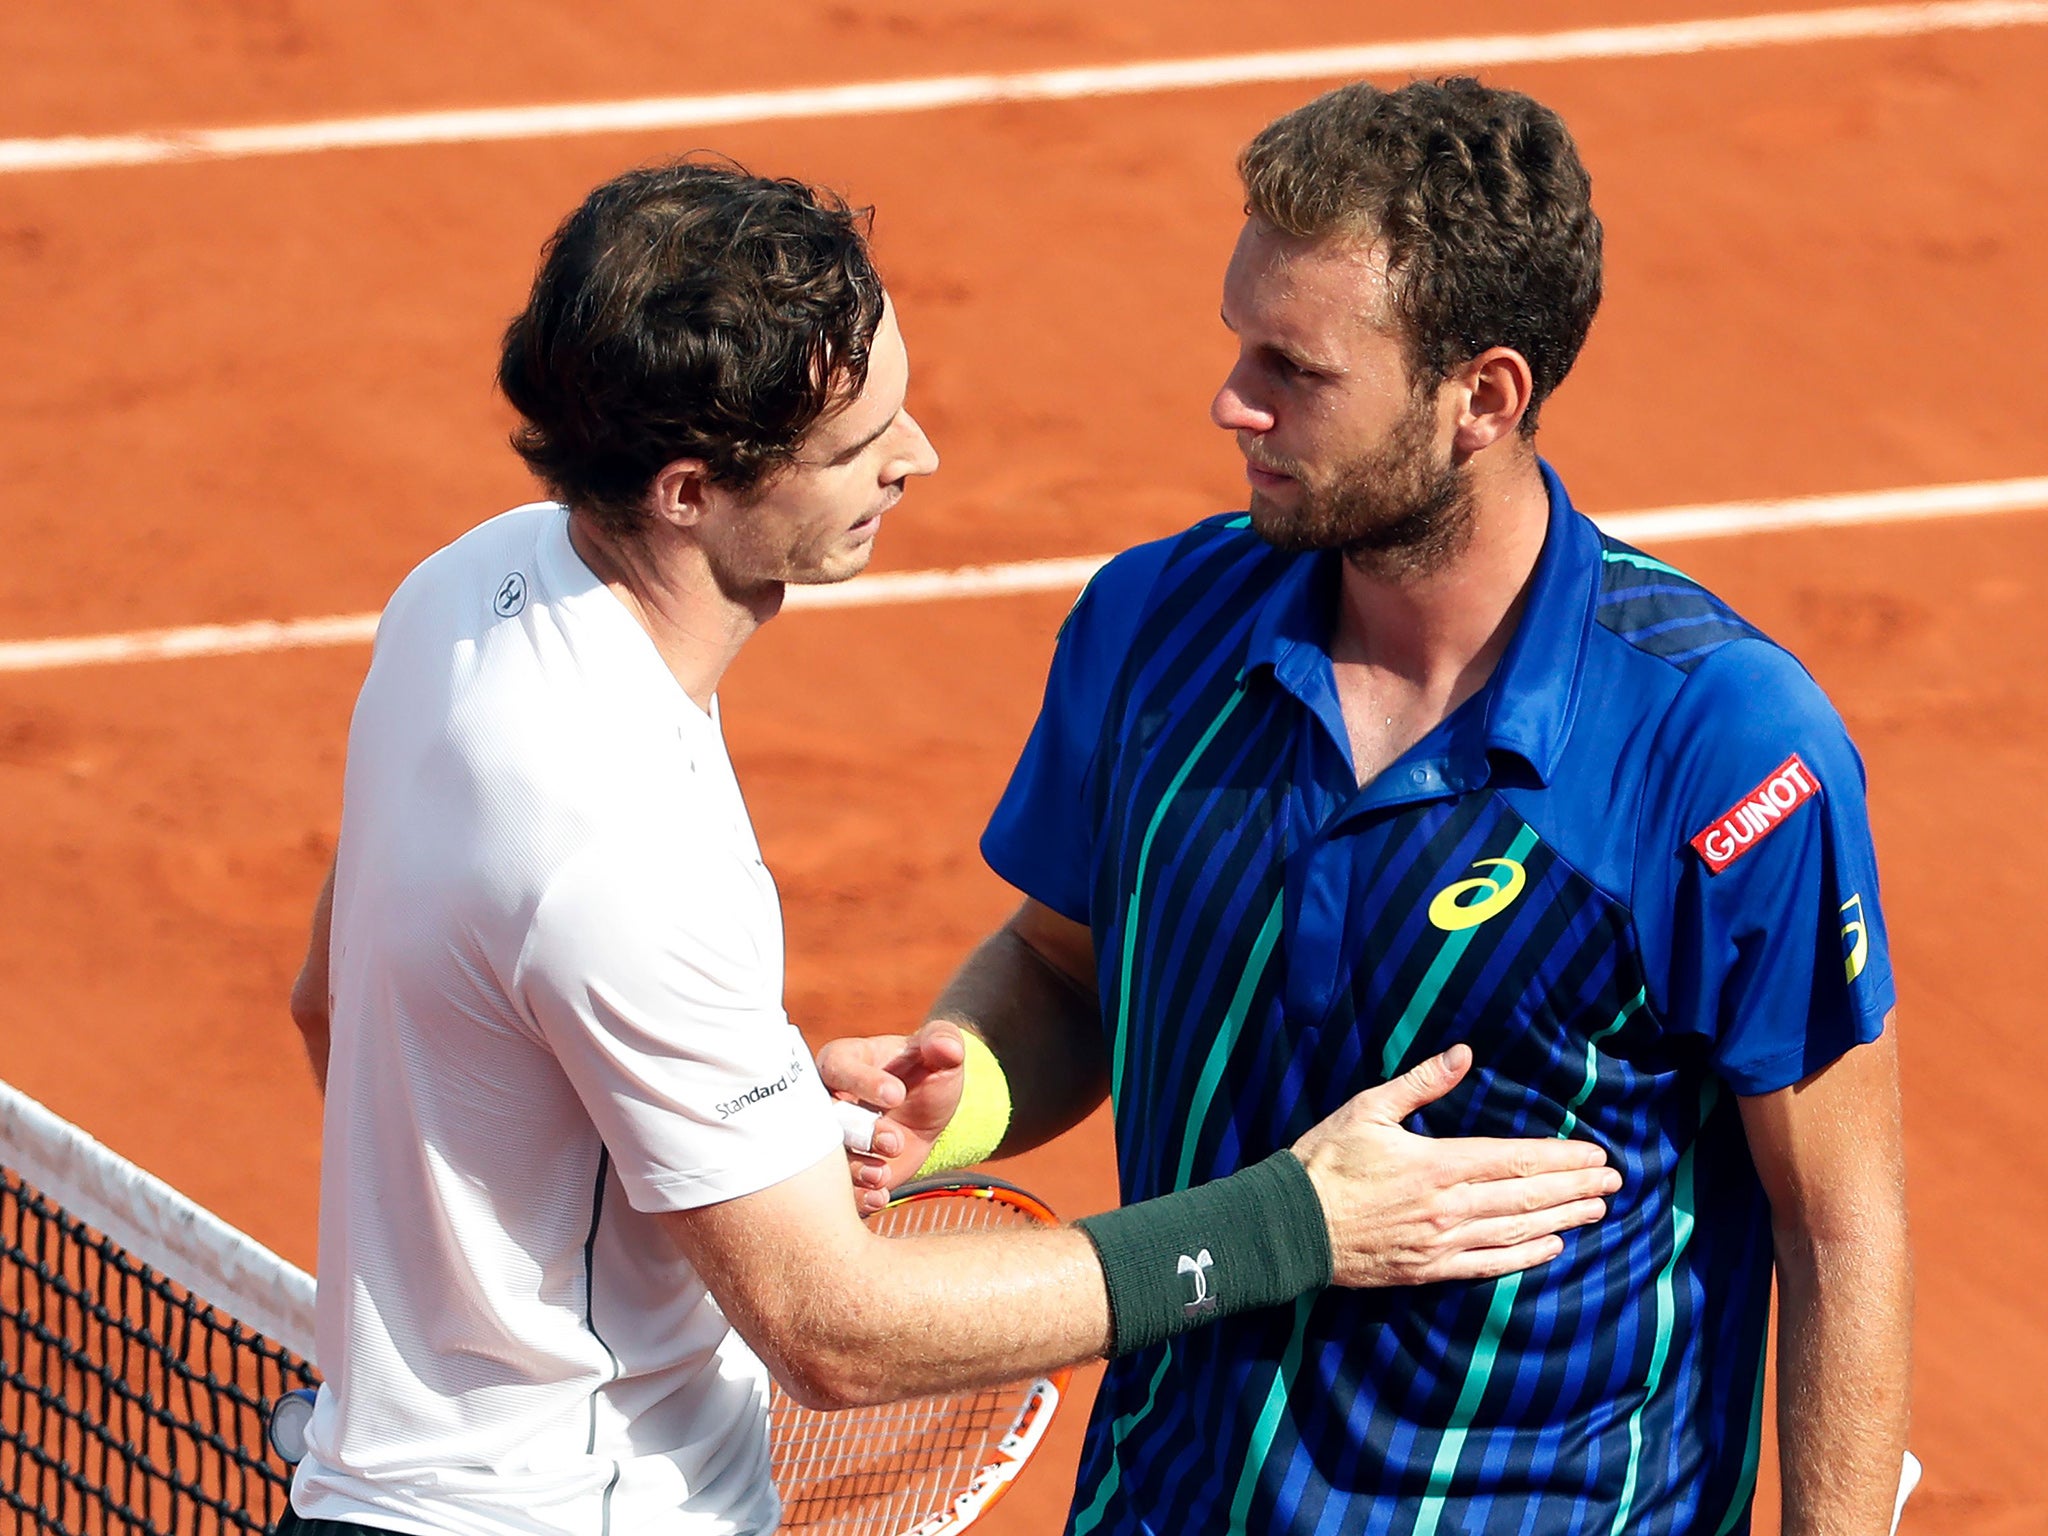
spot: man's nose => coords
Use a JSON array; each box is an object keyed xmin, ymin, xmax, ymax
[
  {"xmin": 1211, "ymin": 369, "xmax": 1274, "ymax": 434},
  {"xmin": 899, "ymin": 411, "xmax": 941, "ymax": 478}
]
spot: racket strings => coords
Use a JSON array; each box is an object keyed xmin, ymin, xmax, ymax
[{"xmin": 769, "ymin": 1187, "xmax": 1051, "ymax": 1534}]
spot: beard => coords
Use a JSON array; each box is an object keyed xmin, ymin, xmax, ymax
[{"xmin": 1246, "ymin": 389, "xmax": 1475, "ymax": 577}]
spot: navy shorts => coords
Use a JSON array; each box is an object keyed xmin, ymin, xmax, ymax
[{"xmin": 273, "ymin": 1505, "xmax": 417, "ymax": 1536}]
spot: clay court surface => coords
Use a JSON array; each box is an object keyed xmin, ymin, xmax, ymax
[{"xmin": 4, "ymin": 2, "xmax": 2047, "ymax": 1531}]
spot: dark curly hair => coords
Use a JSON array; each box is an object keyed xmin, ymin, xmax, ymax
[
  {"xmin": 1238, "ymin": 78, "xmax": 1603, "ymax": 432},
  {"xmin": 497, "ymin": 160, "xmax": 886, "ymax": 537}
]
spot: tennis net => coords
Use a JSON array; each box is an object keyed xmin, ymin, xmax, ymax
[{"xmin": 0, "ymin": 1077, "xmax": 318, "ymax": 1536}]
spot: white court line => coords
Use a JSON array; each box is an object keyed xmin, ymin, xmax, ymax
[
  {"xmin": 1, "ymin": 475, "xmax": 2042, "ymax": 674},
  {"xmin": 3, "ymin": 2, "xmax": 2045, "ymax": 174}
]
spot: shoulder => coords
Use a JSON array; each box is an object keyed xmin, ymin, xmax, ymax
[
  {"xmin": 1590, "ymin": 534, "xmax": 1771, "ymax": 675},
  {"xmin": 1658, "ymin": 628, "xmax": 1856, "ymax": 789},
  {"xmin": 1569, "ymin": 540, "xmax": 1875, "ymax": 884},
  {"xmin": 1608, "ymin": 633, "xmax": 1868, "ymax": 951},
  {"xmin": 1128, "ymin": 512, "xmax": 1296, "ymax": 609},
  {"xmin": 1586, "ymin": 538, "xmax": 1856, "ymax": 801},
  {"xmin": 385, "ymin": 502, "xmax": 558, "ymax": 606},
  {"xmin": 1061, "ymin": 514, "xmax": 1294, "ymax": 664},
  {"xmin": 1066, "ymin": 515, "xmax": 1258, "ymax": 618},
  {"xmin": 1669, "ymin": 635, "xmax": 1845, "ymax": 740},
  {"xmin": 1657, "ymin": 636, "xmax": 1865, "ymax": 860},
  {"xmin": 376, "ymin": 507, "xmax": 565, "ymax": 647}
]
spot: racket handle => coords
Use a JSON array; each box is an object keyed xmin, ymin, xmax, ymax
[{"xmin": 832, "ymin": 1099, "xmax": 880, "ymax": 1155}]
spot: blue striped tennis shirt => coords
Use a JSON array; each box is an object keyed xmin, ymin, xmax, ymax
[{"xmin": 982, "ymin": 464, "xmax": 1892, "ymax": 1536}]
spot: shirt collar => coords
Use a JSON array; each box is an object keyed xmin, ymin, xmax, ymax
[
  {"xmin": 1236, "ymin": 459, "xmax": 1598, "ymax": 788},
  {"xmin": 1477, "ymin": 459, "xmax": 1598, "ymax": 785},
  {"xmin": 1241, "ymin": 543, "xmax": 1339, "ymax": 702}
]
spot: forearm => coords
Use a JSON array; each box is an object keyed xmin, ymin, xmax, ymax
[
  {"xmin": 929, "ymin": 921, "xmax": 1107, "ymax": 1153},
  {"xmin": 765, "ymin": 1223, "xmax": 1111, "ymax": 1409},
  {"xmin": 701, "ymin": 1044, "xmax": 1625, "ymax": 1408},
  {"xmin": 673, "ymin": 1154, "xmax": 1113, "ymax": 1409},
  {"xmin": 747, "ymin": 1149, "xmax": 1331, "ymax": 1407},
  {"xmin": 1774, "ymin": 1220, "xmax": 1914, "ymax": 1535}
]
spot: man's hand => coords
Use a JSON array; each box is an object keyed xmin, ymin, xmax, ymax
[
  {"xmin": 1294, "ymin": 1043, "xmax": 1621, "ymax": 1286},
  {"xmin": 819, "ymin": 901, "xmax": 1109, "ymax": 1214},
  {"xmin": 817, "ymin": 1021, "xmax": 971, "ymax": 1213}
]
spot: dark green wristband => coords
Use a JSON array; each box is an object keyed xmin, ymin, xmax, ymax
[{"xmin": 1074, "ymin": 1149, "xmax": 1334, "ymax": 1357}]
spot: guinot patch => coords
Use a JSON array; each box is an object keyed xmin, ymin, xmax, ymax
[{"xmin": 1689, "ymin": 754, "xmax": 1820, "ymax": 873}]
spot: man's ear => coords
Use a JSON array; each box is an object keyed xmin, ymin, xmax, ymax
[
  {"xmin": 647, "ymin": 458, "xmax": 714, "ymax": 531},
  {"xmin": 1447, "ymin": 346, "xmax": 1534, "ymax": 456}
]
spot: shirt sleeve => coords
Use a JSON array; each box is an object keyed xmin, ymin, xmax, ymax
[
  {"xmin": 981, "ymin": 541, "xmax": 1177, "ymax": 924},
  {"xmin": 513, "ymin": 829, "xmax": 839, "ymax": 1213},
  {"xmin": 1634, "ymin": 638, "xmax": 1895, "ymax": 1096}
]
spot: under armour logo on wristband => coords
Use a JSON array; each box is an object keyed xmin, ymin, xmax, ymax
[{"xmin": 1178, "ymin": 1249, "xmax": 1217, "ymax": 1316}]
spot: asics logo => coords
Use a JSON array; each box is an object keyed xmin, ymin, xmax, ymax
[
  {"xmin": 1840, "ymin": 893, "xmax": 1870, "ymax": 982},
  {"xmin": 1428, "ymin": 858, "xmax": 1527, "ymax": 932}
]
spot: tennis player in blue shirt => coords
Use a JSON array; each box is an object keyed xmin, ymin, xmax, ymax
[{"xmin": 824, "ymin": 78, "xmax": 1911, "ymax": 1535}]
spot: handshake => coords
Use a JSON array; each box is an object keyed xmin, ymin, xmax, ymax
[{"xmin": 820, "ymin": 1028, "xmax": 1618, "ymax": 1291}]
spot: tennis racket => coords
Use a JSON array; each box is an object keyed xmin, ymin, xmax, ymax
[{"xmin": 768, "ymin": 1174, "xmax": 1070, "ymax": 1536}]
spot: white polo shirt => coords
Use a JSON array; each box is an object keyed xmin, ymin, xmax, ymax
[{"xmin": 294, "ymin": 503, "xmax": 840, "ymax": 1536}]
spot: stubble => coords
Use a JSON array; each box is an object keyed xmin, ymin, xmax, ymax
[{"xmin": 1247, "ymin": 389, "xmax": 1475, "ymax": 580}]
